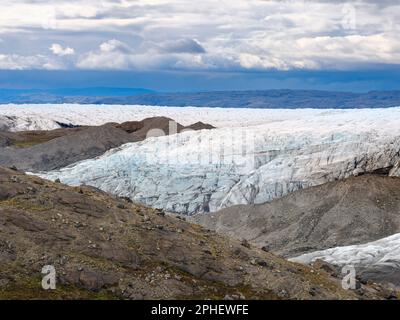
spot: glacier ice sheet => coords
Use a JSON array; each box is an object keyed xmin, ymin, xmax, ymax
[
  {"xmin": 36, "ymin": 107, "xmax": 400, "ymax": 215},
  {"xmin": 0, "ymin": 103, "xmax": 308, "ymax": 130},
  {"xmin": 289, "ymin": 233, "xmax": 400, "ymax": 274},
  {"xmin": 3, "ymin": 103, "xmax": 400, "ymax": 130}
]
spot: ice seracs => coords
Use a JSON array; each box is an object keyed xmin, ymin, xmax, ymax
[{"xmin": 37, "ymin": 107, "xmax": 400, "ymax": 215}]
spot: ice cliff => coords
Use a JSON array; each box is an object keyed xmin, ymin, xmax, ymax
[{"xmin": 37, "ymin": 107, "xmax": 400, "ymax": 215}]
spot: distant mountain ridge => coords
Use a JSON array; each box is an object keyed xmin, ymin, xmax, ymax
[
  {"xmin": 0, "ymin": 87, "xmax": 154, "ymax": 102},
  {"xmin": 1, "ymin": 88, "xmax": 400, "ymax": 109}
]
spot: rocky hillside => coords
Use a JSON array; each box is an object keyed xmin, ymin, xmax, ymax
[
  {"xmin": 0, "ymin": 117, "xmax": 214, "ymax": 172},
  {"xmin": 0, "ymin": 167, "xmax": 389, "ymax": 300}
]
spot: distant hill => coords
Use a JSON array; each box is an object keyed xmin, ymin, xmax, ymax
[
  {"xmin": 0, "ymin": 87, "xmax": 154, "ymax": 103},
  {"xmin": 1, "ymin": 88, "xmax": 400, "ymax": 108}
]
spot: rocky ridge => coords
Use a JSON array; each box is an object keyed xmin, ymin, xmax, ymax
[{"xmin": 0, "ymin": 117, "xmax": 214, "ymax": 172}]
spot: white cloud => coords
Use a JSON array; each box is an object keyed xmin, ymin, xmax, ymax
[
  {"xmin": 50, "ymin": 43, "xmax": 75, "ymax": 56},
  {"xmin": 0, "ymin": 54, "xmax": 62, "ymax": 70},
  {"xmin": 77, "ymin": 40, "xmax": 135, "ymax": 70},
  {"xmin": 77, "ymin": 38, "xmax": 208, "ymax": 71},
  {"xmin": 99, "ymin": 39, "xmax": 132, "ymax": 53},
  {"xmin": 77, "ymin": 51, "xmax": 130, "ymax": 70}
]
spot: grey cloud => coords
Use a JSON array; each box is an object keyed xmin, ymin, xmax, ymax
[
  {"xmin": 314, "ymin": 0, "xmax": 398, "ymax": 5},
  {"xmin": 1, "ymin": 0, "xmax": 400, "ymax": 72},
  {"xmin": 158, "ymin": 39, "xmax": 206, "ymax": 54}
]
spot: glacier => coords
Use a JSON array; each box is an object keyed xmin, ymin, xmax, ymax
[
  {"xmin": 3, "ymin": 103, "xmax": 400, "ymax": 131},
  {"xmin": 36, "ymin": 107, "xmax": 400, "ymax": 215},
  {"xmin": 0, "ymin": 103, "xmax": 312, "ymax": 130},
  {"xmin": 289, "ymin": 233, "xmax": 400, "ymax": 267},
  {"xmin": 289, "ymin": 233, "xmax": 400, "ymax": 286}
]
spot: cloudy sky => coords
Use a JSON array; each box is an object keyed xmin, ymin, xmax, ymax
[{"xmin": 0, "ymin": 0, "xmax": 399, "ymax": 91}]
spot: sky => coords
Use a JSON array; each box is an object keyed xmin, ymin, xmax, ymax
[{"xmin": 0, "ymin": 0, "xmax": 399, "ymax": 92}]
